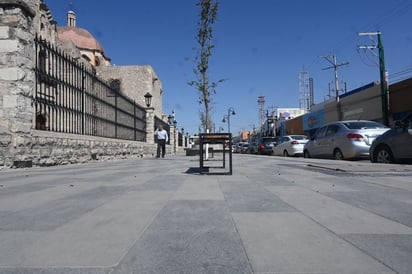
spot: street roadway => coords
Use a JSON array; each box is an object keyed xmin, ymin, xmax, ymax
[{"xmin": 0, "ymin": 154, "xmax": 411, "ymax": 274}]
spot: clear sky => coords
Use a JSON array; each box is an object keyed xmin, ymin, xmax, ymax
[{"xmin": 44, "ymin": 0, "xmax": 412, "ymax": 136}]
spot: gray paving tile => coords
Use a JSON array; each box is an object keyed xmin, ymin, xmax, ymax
[
  {"xmin": 221, "ymin": 182, "xmax": 296, "ymax": 212},
  {"xmin": 0, "ymin": 267, "xmax": 110, "ymax": 274},
  {"xmin": 112, "ymin": 200, "xmax": 252, "ymax": 274},
  {"xmin": 0, "ymin": 186, "xmax": 128, "ymax": 231},
  {"xmin": 344, "ymin": 234, "xmax": 412, "ymax": 274},
  {"xmin": 326, "ymin": 190, "xmax": 412, "ymax": 227}
]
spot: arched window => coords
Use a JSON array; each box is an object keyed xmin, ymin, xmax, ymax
[
  {"xmin": 82, "ymin": 54, "xmax": 91, "ymax": 63},
  {"xmin": 95, "ymin": 56, "xmax": 101, "ymax": 66}
]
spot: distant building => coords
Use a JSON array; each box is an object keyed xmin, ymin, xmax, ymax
[
  {"xmin": 277, "ymin": 108, "xmax": 307, "ymax": 120},
  {"xmin": 239, "ymin": 131, "xmax": 253, "ymax": 142},
  {"xmin": 54, "ymin": 9, "xmax": 166, "ymax": 120}
]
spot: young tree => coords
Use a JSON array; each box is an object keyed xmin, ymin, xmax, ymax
[{"xmin": 189, "ymin": 0, "xmax": 224, "ymax": 132}]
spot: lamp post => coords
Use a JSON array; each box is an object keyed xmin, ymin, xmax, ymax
[
  {"xmin": 222, "ymin": 107, "xmax": 235, "ymax": 133},
  {"xmin": 144, "ymin": 92, "xmax": 154, "ymax": 144},
  {"xmin": 144, "ymin": 92, "xmax": 152, "ymax": 107}
]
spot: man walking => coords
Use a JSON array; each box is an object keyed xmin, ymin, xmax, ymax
[{"xmin": 154, "ymin": 124, "xmax": 168, "ymax": 158}]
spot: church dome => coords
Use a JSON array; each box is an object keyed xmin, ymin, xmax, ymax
[
  {"xmin": 56, "ymin": 10, "xmax": 109, "ymax": 66},
  {"xmin": 57, "ymin": 26, "xmax": 105, "ymax": 53}
]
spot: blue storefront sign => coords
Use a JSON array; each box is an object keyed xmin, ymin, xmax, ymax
[{"xmin": 303, "ymin": 110, "xmax": 324, "ymax": 132}]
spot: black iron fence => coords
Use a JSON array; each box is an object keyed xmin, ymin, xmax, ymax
[{"xmin": 34, "ymin": 34, "xmax": 146, "ymax": 141}]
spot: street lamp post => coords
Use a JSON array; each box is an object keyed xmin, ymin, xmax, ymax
[
  {"xmin": 222, "ymin": 107, "xmax": 235, "ymax": 133},
  {"xmin": 144, "ymin": 92, "xmax": 152, "ymax": 107},
  {"xmin": 143, "ymin": 92, "xmax": 155, "ymax": 143}
]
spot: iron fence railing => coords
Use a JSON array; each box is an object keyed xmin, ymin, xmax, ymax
[{"xmin": 34, "ymin": 34, "xmax": 146, "ymax": 141}]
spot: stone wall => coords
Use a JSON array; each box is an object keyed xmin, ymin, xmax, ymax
[{"xmin": 1, "ymin": 130, "xmax": 159, "ymax": 168}]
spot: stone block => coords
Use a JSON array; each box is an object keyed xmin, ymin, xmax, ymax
[
  {"xmin": 0, "ymin": 40, "xmax": 19, "ymax": 53},
  {"xmin": 39, "ymin": 147, "xmax": 51, "ymax": 158},
  {"xmin": 0, "ymin": 133, "xmax": 12, "ymax": 146},
  {"xmin": 0, "ymin": 67, "xmax": 25, "ymax": 80},
  {"xmin": 10, "ymin": 121, "xmax": 32, "ymax": 134},
  {"xmin": 13, "ymin": 135, "xmax": 31, "ymax": 147},
  {"xmin": 51, "ymin": 148, "xmax": 64, "ymax": 158},
  {"xmin": 0, "ymin": 26, "xmax": 9, "ymax": 39},
  {"xmin": 14, "ymin": 28, "xmax": 31, "ymax": 42},
  {"xmin": 2, "ymin": 94, "xmax": 17, "ymax": 108},
  {"xmin": 0, "ymin": 14, "xmax": 19, "ymax": 25}
]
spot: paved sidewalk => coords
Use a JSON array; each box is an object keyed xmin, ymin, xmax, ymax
[{"xmin": 0, "ymin": 155, "xmax": 411, "ymax": 273}]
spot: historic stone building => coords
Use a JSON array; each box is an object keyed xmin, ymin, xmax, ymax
[
  {"xmin": 54, "ymin": 9, "xmax": 165, "ymax": 119},
  {"xmin": 57, "ymin": 10, "xmax": 110, "ymax": 67},
  {"xmin": 0, "ymin": 0, "xmax": 180, "ymax": 167}
]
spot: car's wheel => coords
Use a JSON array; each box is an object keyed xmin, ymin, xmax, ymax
[
  {"xmin": 333, "ymin": 149, "xmax": 344, "ymax": 160},
  {"xmin": 303, "ymin": 150, "xmax": 310, "ymax": 158},
  {"xmin": 374, "ymin": 145, "xmax": 394, "ymax": 163},
  {"xmin": 283, "ymin": 150, "xmax": 289, "ymax": 157}
]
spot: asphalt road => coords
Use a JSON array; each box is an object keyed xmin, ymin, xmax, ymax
[{"xmin": 0, "ymin": 154, "xmax": 411, "ymax": 274}]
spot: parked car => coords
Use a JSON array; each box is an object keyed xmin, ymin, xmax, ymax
[
  {"xmin": 273, "ymin": 135, "xmax": 308, "ymax": 156},
  {"xmin": 256, "ymin": 136, "xmax": 279, "ymax": 155},
  {"xmin": 370, "ymin": 112, "xmax": 412, "ymax": 163},
  {"xmin": 247, "ymin": 142, "xmax": 258, "ymax": 154},
  {"xmin": 303, "ymin": 120, "xmax": 389, "ymax": 160},
  {"xmin": 240, "ymin": 143, "xmax": 250, "ymax": 154},
  {"xmin": 234, "ymin": 142, "xmax": 246, "ymax": 153}
]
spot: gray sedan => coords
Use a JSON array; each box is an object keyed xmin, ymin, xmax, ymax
[
  {"xmin": 303, "ymin": 120, "xmax": 389, "ymax": 160},
  {"xmin": 370, "ymin": 112, "xmax": 412, "ymax": 163}
]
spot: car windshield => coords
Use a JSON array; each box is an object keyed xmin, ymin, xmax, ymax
[{"xmin": 343, "ymin": 121, "xmax": 388, "ymax": 129}]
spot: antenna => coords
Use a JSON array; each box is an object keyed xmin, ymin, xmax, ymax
[
  {"xmin": 299, "ymin": 71, "xmax": 312, "ymax": 112},
  {"xmin": 257, "ymin": 96, "xmax": 265, "ymax": 132}
]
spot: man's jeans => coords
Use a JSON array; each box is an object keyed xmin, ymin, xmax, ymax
[{"xmin": 157, "ymin": 139, "xmax": 166, "ymax": 158}]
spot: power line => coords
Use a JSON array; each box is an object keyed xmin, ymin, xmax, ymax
[{"xmin": 389, "ymin": 66, "xmax": 412, "ymax": 83}]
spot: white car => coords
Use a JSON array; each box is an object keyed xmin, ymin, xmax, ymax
[{"xmin": 273, "ymin": 135, "xmax": 308, "ymax": 157}]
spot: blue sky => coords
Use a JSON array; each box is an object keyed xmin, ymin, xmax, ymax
[{"xmin": 44, "ymin": 0, "xmax": 412, "ymax": 136}]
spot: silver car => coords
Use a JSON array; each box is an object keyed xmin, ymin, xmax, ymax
[
  {"xmin": 273, "ymin": 135, "xmax": 308, "ymax": 157},
  {"xmin": 370, "ymin": 112, "xmax": 412, "ymax": 163},
  {"xmin": 303, "ymin": 120, "xmax": 389, "ymax": 160}
]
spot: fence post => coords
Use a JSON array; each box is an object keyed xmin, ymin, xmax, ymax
[
  {"xmin": 169, "ymin": 125, "xmax": 178, "ymax": 154},
  {"xmin": 114, "ymin": 93, "xmax": 118, "ymax": 138},
  {"xmin": 133, "ymin": 101, "xmax": 137, "ymax": 140},
  {"xmin": 0, "ymin": 1, "xmax": 36, "ymax": 167},
  {"xmin": 81, "ymin": 64, "xmax": 85, "ymax": 135},
  {"xmin": 145, "ymin": 107, "xmax": 155, "ymax": 143}
]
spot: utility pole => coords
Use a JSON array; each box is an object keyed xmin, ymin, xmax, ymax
[
  {"xmin": 320, "ymin": 54, "xmax": 349, "ymax": 101},
  {"xmin": 358, "ymin": 31, "xmax": 389, "ymax": 126}
]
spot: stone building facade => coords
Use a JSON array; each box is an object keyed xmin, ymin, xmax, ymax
[
  {"xmin": 0, "ymin": 0, "xmax": 179, "ymax": 168},
  {"xmin": 97, "ymin": 65, "xmax": 164, "ymax": 119}
]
